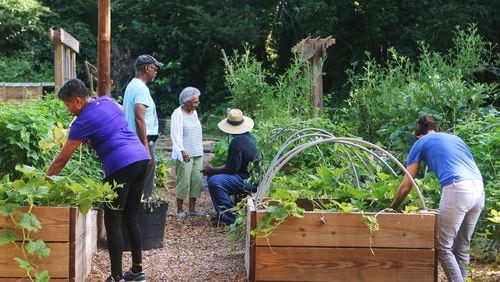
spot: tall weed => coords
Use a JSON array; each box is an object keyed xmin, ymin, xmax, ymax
[
  {"xmin": 221, "ymin": 46, "xmax": 318, "ymax": 121},
  {"xmin": 345, "ymin": 25, "xmax": 497, "ymax": 155}
]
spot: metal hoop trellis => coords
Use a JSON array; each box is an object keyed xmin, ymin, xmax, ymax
[{"xmin": 254, "ymin": 136, "xmax": 427, "ymax": 211}]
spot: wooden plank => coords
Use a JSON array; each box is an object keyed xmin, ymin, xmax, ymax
[
  {"xmin": 0, "ymin": 86, "xmax": 42, "ymax": 101},
  {"xmin": 0, "ymin": 242, "xmax": 69, "ymax": 278},
  {"xmin": 73, "ymin": 209, "xmax": 97, "ymax": 282},
  {"xmin": 245, "ymin": 198, "xmax": 257, "ymax": 282},
  {"xmin": 0, "ymin": 207, "xmax": 71, "ymax": 242},
  {"xmin": 49, "ymin": 28, "xmax": 79, "ymax": 53},
  {"xmin": 254, "ymin": 211, "xmax": 436, "ymax": 249},
  {"xmin": 255, "ymin": 247, "xmax": 436, "ymax": 282}
]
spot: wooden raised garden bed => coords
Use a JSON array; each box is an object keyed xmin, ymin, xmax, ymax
[
  {"xmin": 0, "ymin": 206, "xmax": 97, "ymax": 281},
  {"xmin": 245, "ymin": 198, "xmax": 438, "ymax": 282}
]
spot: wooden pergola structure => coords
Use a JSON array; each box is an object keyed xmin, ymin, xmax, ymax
[
  {"xmin": 49, "ymin": 28, "xmax": 79, "ymax": 91},
  {"xmin": 292, "ymin": 36, "xmax": 335, "ymax": 110},
  {"xmin": 49, "ymin": 0, "xmax": 111, "ymax": 97}
]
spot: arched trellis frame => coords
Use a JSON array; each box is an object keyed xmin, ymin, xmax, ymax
[{"xmin": 254, "ymin": 135, "xmax": 427, "ymax": 211}]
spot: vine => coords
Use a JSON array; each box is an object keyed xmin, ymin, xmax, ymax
[{"xmin": 0, "ymin": 165, "xmax": 118, "ymax": 281}]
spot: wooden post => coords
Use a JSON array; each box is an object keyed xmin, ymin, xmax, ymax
[
  {"xmin": 97, "ymin": 0, "xmax": 111, "ymax": 97},
  {"xmin": 292, "ymin": 36, "xmax": 335, "ymax": 110},
  {"xmin": 85, "ymin": 61, "xmax": 98, "ymax": 97},
  {"xmin": 49, "ymin": 28, "xmax": 79, "ymax": 91}
]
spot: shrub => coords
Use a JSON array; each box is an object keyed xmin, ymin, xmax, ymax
[
  {"xmin": 344, "ymin": 25, "xmax": 498, "ymax": 156},
  {"xmin": 0, "ymin": 97, "xmax": 101, "ymax": 181}
]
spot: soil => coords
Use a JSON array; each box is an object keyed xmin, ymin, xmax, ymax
[
  {"xmin": 87, "ymin": 150, "xmax": 246, "ymax": 282},
  {"xmin": 87, "ymin": 185, "xmax": 246, "ymax": 282}
]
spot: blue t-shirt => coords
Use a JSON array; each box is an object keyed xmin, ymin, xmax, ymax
[
  {"xmin": 122, "ymin": 78, "xmax": 159, "ymax": 136},
  {"xmin": 226, "ymin": 132, "xmax": 257, "ymax": 179},
  {"xmin": 407, "ymin": 132, "xmax": 482, "ymax": 187},
  {"xmin": 68, "ymin": 96, "xmax": 150, "ymax": 176}
]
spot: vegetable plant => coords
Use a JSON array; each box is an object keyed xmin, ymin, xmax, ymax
[{"xmin": 0, "ymin": 165, "xmax": 119, "ymax": 281}]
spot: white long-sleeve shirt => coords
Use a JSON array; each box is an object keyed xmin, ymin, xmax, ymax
[{"xmin": 170, "ymin": 106, "xmax": 203, "ymax": 161}]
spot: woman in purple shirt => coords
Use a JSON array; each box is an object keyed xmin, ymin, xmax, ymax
[
  {"xmin": 46, "ymin": 79, "xmax": 149, "ymax": 282},
  {"xmin": 390, "ymin": 115, "xmax": 484, "ymax": 282}
]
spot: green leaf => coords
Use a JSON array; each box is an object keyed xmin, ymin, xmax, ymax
[
  {"xmin": 36, "ymin": 271, "xmax": 50, "ymax": 282},
  {"xmin": 362, "ymin": 215, "xmax": 379, "ymax": 232},
  {"xmin": 26, "ymin": 239, "xmax": 51, "ymax": 259},
  {"xmin": 0, "ymin": 203, "xmax": 20, "ymax": 216},
  {"xmin": 19, "ymin": 213, "xmax": 41, "ymax": 232},
  {"xmin": 78, "ymin": 198, "xmax": 92, "ymax": 215},
  {"xmin": 18, "ymin": 184, "xmax": 49, "ymax": 199},
  {"xmin": 0, "ymin": 230, "xmax": 18, "ymax": 245},
  {"xmin": 67, "ymin": 182, "xmax": 84, "ymax": 194},
  {"xmin": 14, "ymin": 257, "xmax": 35, "ymax": 271}
]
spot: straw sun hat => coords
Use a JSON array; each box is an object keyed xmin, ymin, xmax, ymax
[{"xmin": 217, "ymin": 109, "xmax": 254, "ymax": 134}]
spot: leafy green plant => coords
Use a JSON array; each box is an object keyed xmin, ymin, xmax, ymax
[
  {"xmin": 0, "ymin": 98, "xmax": 102, "ymax": 182},
  {"xmin": 221, "ymin": 45, "xmax": 318, "ymax": 122},
  {"xmin": 453, "ymin": 113, "xmax": 500, "ymax": 262},
  {"xmin": 208, "ymin": 137, "xmax": 229, "ymax": 167},
  {"xmin": 344, "ymin": 25, "xmax": 497, "ymax": 155},
  {"xmin": 0, "ymin": 165, "xmax": 119, "ymax": 281},
  {"xmin": 0, "ymin": 52, "xmax": 53, "ymax": 82},
  {"xmin": 155, "ymin": 155, "xmax": 173, "ymax": 189}
]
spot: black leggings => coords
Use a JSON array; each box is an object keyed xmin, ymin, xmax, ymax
[{"xmin": 103, "ymin": 160, "xmax": 148, "ymax": 277}]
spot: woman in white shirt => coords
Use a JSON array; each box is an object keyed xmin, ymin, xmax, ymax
[{"xmin": 170, "ymin": 87, "xmax": 204, "ymax": 216}]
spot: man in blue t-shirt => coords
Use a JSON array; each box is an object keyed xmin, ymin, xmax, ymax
[
  {"xmin": 390, "ymin": 115, "xmax": 484, "ymax": 282},
  {"xmin": 202, "ymin": 109, "xmax": 258, "ymax": 225},
  {"xmin": 123, "ymin": 54, "xmax": 163, "ymax": 198}
]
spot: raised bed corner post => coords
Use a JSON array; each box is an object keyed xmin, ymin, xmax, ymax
[
  {"xmin": 97, "ymin": 0, "xmax": 111, "ymax": 97},
  {"xmin": 291, "ymin": 36, "xmax": 335, "ymax": 111},
  {"xmin": 49, "ymin": 28, "xmax": 79, "ymax": 92}
]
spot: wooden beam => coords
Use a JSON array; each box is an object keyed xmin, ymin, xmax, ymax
[
  {"xmin": 291, "ymin": 36, "xmax": 336, "ymax": 110},
  {"xmin": 49, "ymin": 28, "xmax": 79, "ymax": 91},
  {"xmin": 97, "ymin": 0, "xmax": 111, "ymax": 96},
  {"xmin": 254, "ymin": 247, "xmax": 436, "ymax": 281},
  {"xmin": 49, "ymin": 28, "xmax": 79, "ymax": 53},
  {"xmin": 254, "ymin": 212, "xmax": 437, "ymax": 248}
]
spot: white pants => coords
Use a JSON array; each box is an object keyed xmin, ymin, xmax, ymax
[{"xmin": 437, "ymin": 179, "xmax": 484, "ymax": 282}]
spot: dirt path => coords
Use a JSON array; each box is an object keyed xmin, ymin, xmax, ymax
[
  {"xmin": 87, "ymin": 186, "xmax": 246, "ymax": 282},
  {"xmin": 86, "ymin": 147, "xmax": 498, "ymax": 282},
  {"xmin": 88, "ymin": 145, "xmax": 246, "ymax": 281}
]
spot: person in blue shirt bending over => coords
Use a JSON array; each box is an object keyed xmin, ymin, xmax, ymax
[{"xmin": 389, "ymin": 115, "xmax": 484, "ymax": 282}]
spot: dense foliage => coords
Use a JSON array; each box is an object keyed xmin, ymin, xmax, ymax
[
  {"xmin": 0, "ymin": 98, "xmax": 102, "ymax": 181},
  {"xmin": 217, "ymin": 28, "xmax": 499, "ymax": 262},
  {"xmin": 0, "ymin": 165, "xmax": 118, "ymax": 281},
  {"xmin": 1, "ymin": 1, "xmax": 498, "ymax": 116},
  {"xmin": 344, "ymin": 26, "xmax": 498, "ymax": 156}
]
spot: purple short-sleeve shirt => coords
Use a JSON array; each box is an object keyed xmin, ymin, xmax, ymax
[{"xmin": 68, "ymin": 96, "xmax": 150, "ymax": 176}]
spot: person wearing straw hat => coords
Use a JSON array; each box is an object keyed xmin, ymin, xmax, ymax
[{"xmin": 202, "ymin": 109, "xmax": 258, "ymax": 226}]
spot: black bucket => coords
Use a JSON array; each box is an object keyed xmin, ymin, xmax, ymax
[{"xmin": 123, "ymin": 200, "xmax": 168, "ymax": 250}]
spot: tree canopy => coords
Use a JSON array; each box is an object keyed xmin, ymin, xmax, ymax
[{"xmin": 0, "ymin": 0, "xmax": 498, "ymax": 116}]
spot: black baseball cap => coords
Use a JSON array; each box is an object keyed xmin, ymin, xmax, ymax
[{"xmin": 134, "ymin": 54, "xmax": 164, "ymax": 68}]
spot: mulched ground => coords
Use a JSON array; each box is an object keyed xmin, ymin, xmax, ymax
[
  {"xmin": 87, "ymin": 186, "xmax": 246, "ymax": 282},
  {"xmin": 86, "ymin": 149, "xmax": 499, "ymax": 282}
]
